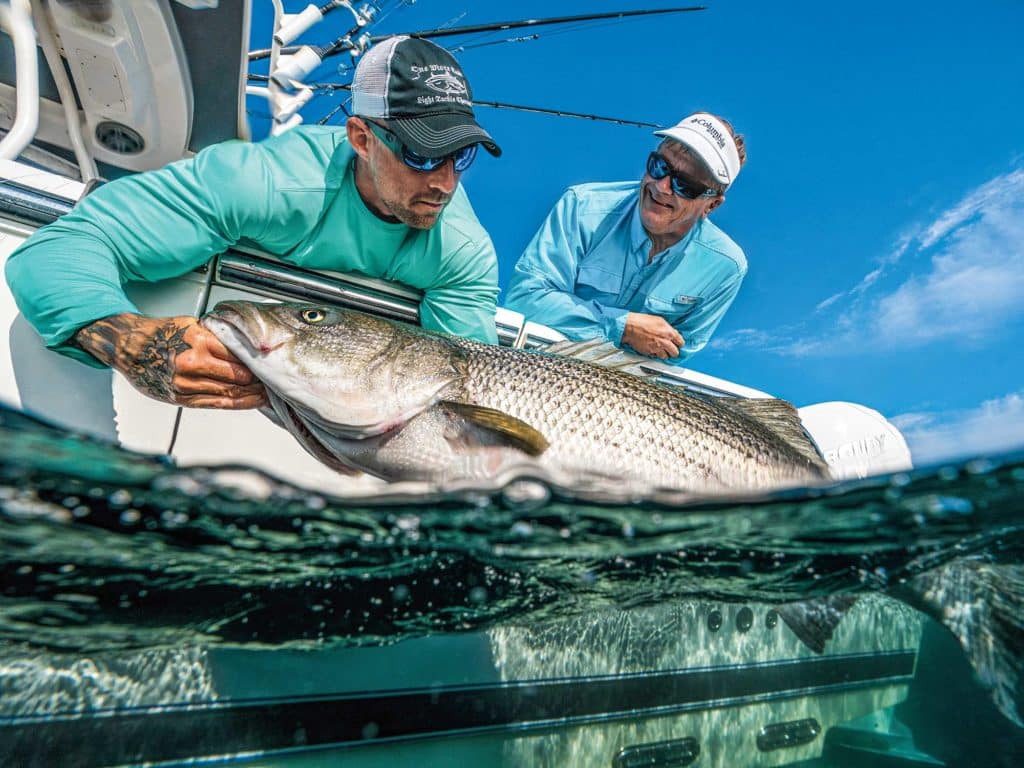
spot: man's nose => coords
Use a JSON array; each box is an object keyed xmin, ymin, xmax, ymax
[
  {"xmin": 427, "ymin": 159, "xmax": 458, "ymax": 195},
  {"xmin": 652, "ymin": 173, "xmax": 675, "ymax": 197}
]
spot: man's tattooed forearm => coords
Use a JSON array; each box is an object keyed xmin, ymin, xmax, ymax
[
  {"xmin": 128, "ymin": 324, "xmax": 191, "ymax": 399},
  {"xmin": 75, "ymin": 315, "xmax": 193, "ymax": 400},
  {"xmin": 74, "ymin": 315, "xmax": 139, "ymax": 366}
]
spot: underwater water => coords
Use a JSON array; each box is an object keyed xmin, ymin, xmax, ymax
[{"xmin": 1, "ymin": 402, "xmax": 1023, "ymax": 767}]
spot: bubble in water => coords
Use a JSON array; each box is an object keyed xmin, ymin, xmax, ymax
[
  {"xmin": 510, "ymin": 521, "xmax": 534, "ymax": 538},
  {"xmin": 469, "ymin": 586, "xmax": 488, "ymax": 604},
  {"xmin": 119, "ymin": 509, "xmax": 141, "ymax": 526},
  {"xmin": 928, "ymin": 495, "xmax": 974, "ymax": 516},
  {"xmin": 160, "ymin": 509, "xmax": 190, "ymax": 526},
  {"xmin": 395, "ymin": 515, "xmax": 421, "ymax": 532},
  {"xmin": 500, "ymin": 479, "xmax": 551, "ymax": 511},
  {"xmin": 965, "ymin": 458, "xmax": 997, "ymax": 475},
  {"xmin": 108, "ymin": 489, "xmax": 133, "ymax": 507},
  {"xmin": 392, "ymin": 584, "xmax": 411, "ymax": 602},
  {"xmin": 153, "ymin": 474, "xmax": 205, "ymax": 497},
  {"xmin": 883, "ymin": 488, "xmax": 903, "ymax": 503}
]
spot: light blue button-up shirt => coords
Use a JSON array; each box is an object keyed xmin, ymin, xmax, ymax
[{"xmin": 505, "ymin": 181, "xmax": 747, "ymax": 363}]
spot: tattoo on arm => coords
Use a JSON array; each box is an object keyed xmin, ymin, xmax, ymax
[{"xmin": 75, "ymin": 314, "xmax": 193, "ymax": 401}]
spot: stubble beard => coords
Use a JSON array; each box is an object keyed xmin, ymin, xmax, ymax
[{"xmin": 382, "ymin": 193, "xmax": 448, "ymax": 230}]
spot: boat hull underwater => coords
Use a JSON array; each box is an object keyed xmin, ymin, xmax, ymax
[{"xmin": 0, "ymin": 601, "xmax": 924, "ymax": 768}]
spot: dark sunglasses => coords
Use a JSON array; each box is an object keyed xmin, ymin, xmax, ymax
[
  {"xmin": 645, "ymin": 152, "xmax": 718, "ymax": 200},
  {"xmin": 367, "ymin": 121, "xmax": 477, "ymax": 174}
]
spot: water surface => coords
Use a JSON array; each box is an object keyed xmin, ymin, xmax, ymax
[{"xmin": 2, "ymin": 404, "xmax": 1023, "ymax": 766}]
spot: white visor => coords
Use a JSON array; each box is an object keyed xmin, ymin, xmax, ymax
[{"xmin": 654, "ymin": 113, "xmax": 741, "ymax": 187}]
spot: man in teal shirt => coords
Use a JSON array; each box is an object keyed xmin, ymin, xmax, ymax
[
  {"xmin": 5, "ymin": 36, "xmax": 501, "ymax": 410},
  {"xmin": 506, "ymin": 112, "xmax": 746, "ymax": 364}
]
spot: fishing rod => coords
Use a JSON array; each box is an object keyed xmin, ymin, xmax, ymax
[
  {"xmin": 251, "ymin": 5, "xmax": 705, "ymax": 129},
  {"xmin": 250, "ymin": 6, "xmax": 706, "ymax": 62},
  {"xmin": 472, "ymin": 100, "xmax": 665, "ymax": 130},
  {"xmin": 372, "ymin": 6, "xmax": 706, "ymax": 43},
  {"xmin": 249, "ymin": 72, "xmax": 665, "ymax": 129}
]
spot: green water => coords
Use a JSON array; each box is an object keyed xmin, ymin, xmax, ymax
[{"xmin": 1, "ymin": 403, "xmax": 1022, "ymax": 766}]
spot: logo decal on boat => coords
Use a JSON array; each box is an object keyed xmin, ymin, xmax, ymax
[{"xmin": 823, "ymin": 432, "xmax": 889, "ymax": 466}]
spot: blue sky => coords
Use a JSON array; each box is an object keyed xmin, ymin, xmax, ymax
[{"xmin": 248, "ymin": 1, "xmax": 1024, "ymax": 465}]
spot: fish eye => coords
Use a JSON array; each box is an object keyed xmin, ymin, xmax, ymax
[{"xmin": 301, "ymin": 309, "xmax": 326, "ymax": 324}]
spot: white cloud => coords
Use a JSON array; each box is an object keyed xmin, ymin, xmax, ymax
[
  {"xmin": 919, "ymin": 169, "xmax": 1024, "ymax": 248},
  {"xmin": 708, "ymin": 327, "xmax": 778, "ymax": 351},
  {"xmin": 893, "ymin": 391, "xmax": 1024, "ymax": 465},
  {"xmin": 874, "ymin": 191, "xmax": 1024, "ymax": 344},
  {"xmin": 712, "ymin": 166, "xmax": 1024, "ymax": 357},
  {"xmin": 815, "ymin": 291, "xmax": 844, "ymax": 312}
]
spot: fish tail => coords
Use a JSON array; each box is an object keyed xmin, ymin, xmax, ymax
[
  {"xmin": 898, "ymin": 559, "xmax": 1024, "ymax": 728},
  {"xmin": 776, "ymin": 595, "xmax": 858, "ymax": 654}
]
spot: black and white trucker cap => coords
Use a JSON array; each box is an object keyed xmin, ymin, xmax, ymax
[{"xmin": 351, "ymin": 36, "xmax": 502, "ymax": 158}]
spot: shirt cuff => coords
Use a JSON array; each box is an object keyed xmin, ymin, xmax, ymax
[
  {"xmin": 43, "ymin": 298, "xmax": 142, "ymax": 369},
  {"xmin": 602, "ymin": 307, "xmax": 629, "ymax": 345}
]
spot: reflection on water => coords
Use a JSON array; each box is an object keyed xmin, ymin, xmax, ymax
[{"xmin": 1, "ymin": 403, "xmax": 1023, "ymax": 766}]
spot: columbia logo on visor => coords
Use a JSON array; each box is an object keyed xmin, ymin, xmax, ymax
[{"xmin": 691, "ymin": 117, "xmax": 727, "ymax": 150}]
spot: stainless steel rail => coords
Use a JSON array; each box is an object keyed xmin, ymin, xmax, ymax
[
  {"xmin": 216, "ymin": 251, "xmax": 422, "ymax": 325},
  {"xmin": 0, "ymin": 177, "xmax": 74, "ymax": 226}
]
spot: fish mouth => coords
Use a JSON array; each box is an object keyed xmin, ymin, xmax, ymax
[{"xmin": 203, "ymin": 306, "xmax": 287, "ymax": 358}]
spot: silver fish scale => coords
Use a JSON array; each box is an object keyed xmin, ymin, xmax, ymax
[{"xmin": 450, "ymin": 338, "xmax": 827, "ymax": 492}]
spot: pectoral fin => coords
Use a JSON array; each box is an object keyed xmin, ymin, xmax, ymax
[{"xmin": 440, "ymin": 401, "xmax": 550, "ymax": 457}]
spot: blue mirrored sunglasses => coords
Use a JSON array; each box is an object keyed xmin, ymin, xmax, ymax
[
  {"xmin": 367, "ymin": 121, "xmax": 478, "ymax": 174},
  {"xmin": 645, "ymin": 152, "xmax": 718, "ymax": 200}
]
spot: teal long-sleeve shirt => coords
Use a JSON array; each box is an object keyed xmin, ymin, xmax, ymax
[
  {"xmin": 505, "ymin": 182, "xmax": 746, "ymax": 363},
  {"xmin": 5, "ymin": 126, "xmax": 499, "ymax": 367}
]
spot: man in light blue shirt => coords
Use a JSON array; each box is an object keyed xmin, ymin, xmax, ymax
[{"xmin": 506, "ymin": 112, "xmax": 746, "ymax": 363}]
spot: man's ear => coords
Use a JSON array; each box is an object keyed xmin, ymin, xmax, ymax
[
  {"xmin": 705, "ymin": 193, "xmax": 725, "ymax": 215},
  {"xmin": 347, "ymin": 117, "xmax": 371, "ymax": 160}
]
